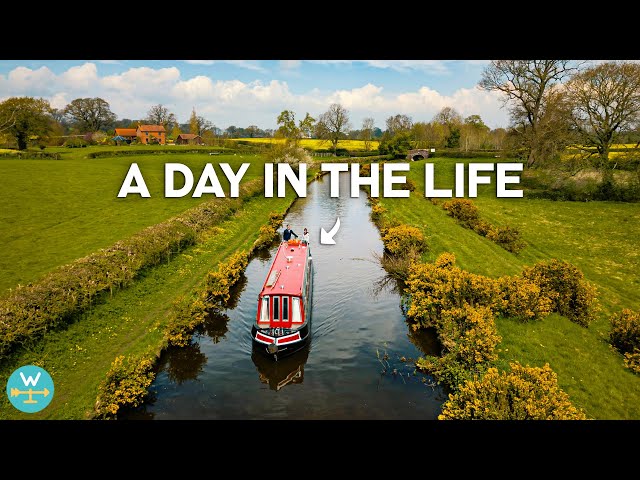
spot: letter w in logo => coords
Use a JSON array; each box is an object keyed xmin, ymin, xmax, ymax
[{"xmin": 20, "ymin": 371, "xmax": 41, "ymax": 386}]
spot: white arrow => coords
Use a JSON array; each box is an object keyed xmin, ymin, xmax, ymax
[{"xmin": 320, "ymin": 217, "xmax": 341, "ymax": 245}]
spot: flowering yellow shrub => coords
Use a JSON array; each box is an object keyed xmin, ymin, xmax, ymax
[
  {"xmin": 370, "ymin": 203, "xmax": 386, "ymax": 222},
  {"xmin": 497, "ymin": 276, "xmax": 553, "ymax": 321},
  {"xmin": 442, "ymin": 199, "xmax": 480, "ymax": 226},
  {"xmin": 610, "ymin": 309, "xmax": 640, "ymax": 374},
  {"xmin": 523, "ymin": 259, "xmax": 598, "ymax": 326},
  {"xmin": 203, "ymin": 251, "xmax": 249, "ymax": 309},
  {"xmin": 381, "ymin": 224, "xmax": 427, "ymax": 256},
  {"xmin": 95, "ymin": 353, "xmax": 156, "ymax": 419},
  {"xmin": 406, "ymin": 254, "xmax": 501, "ymax": 328},
  {"xmin": 486, "ymin": 225, "xmax": 526, "ymax": 254},
  {"xmin": 624, "ymin": 351, "xmax": 640, "ymax": 374},
  {"xmin": 439, "ymin": 362, "xmax": 588, "ymax": 420},
  {"xmin": 165, "ymin": 297, "xmax": 208, "ymax": 347}
]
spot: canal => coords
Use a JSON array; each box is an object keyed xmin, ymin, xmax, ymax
[{"xmin": 127, "ymin": 173, "xmax": 446, "ymax": 419}]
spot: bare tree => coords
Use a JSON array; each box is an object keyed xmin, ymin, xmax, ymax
[
  {"xmin": 566, "ymin": 61, "xmax": 640, "ymax": 182},
  {"xmin": 316, "ymin": 103, "xmax": 351, "ymax": 155},
  {"xmin": 146, "ymin": 104, "xmax": 177, "ymax": 130},
  {"xmin": 479, "ymin": 60, "xmax": 578, "ymax": 166},
  {"xmin": 361, "ymin": 117, "xmax": 375, "ymax": 151}
]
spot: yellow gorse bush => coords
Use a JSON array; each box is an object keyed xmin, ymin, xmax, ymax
[
  {"xmin": 381, "ymin": 225, "xmax": 427, "ymax": 256},
  {"xmin": 439, "ymin": 362, "xmax": 588, "ymax": 420},
  {"xmin": 609, "ymin": 308, "xmax": 640, "ymax": 374},
  {"xmin": 95, "ymin": 353, "xmax": 156, "ymax": 418}
]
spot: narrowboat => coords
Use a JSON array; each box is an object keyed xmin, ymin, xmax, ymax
[{"xmin": 252, "ymin": 239, "xmax": 313, "ymax": 360}]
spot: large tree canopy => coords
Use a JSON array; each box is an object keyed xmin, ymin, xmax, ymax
[
  {"xmin": 0, "ymin": 97, "xmax": 52, "ymax": 150},
  {"xmin": 64, "ymin": 97, "xmax": 117, "ymax": 132}
]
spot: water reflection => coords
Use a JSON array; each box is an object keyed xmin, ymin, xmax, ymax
[{"xmin": 252, "ymin": 346, "xmax": 310, "ymax": 391}]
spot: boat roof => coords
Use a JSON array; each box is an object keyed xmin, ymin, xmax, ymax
[{"xmin": 259, "ymin": 241, "xmax": 309, "ymax": 297}]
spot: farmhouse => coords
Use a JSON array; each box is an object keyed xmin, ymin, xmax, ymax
[
  {"xmin": 175, "ymin": 133, "xmax": 204, "ymax": 145},
  {"xmin": 114, "ymin": 128, "xmax": 137, "ymax": 142},
  {"xmin": 136, "ymin": 124, "xmax": 166, "ymax": 144}
]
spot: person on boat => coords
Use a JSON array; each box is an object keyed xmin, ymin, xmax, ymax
[
  {"xmin": 302, "ymin": 228, "xmax": 310, "ymax": 245},
  {"xmin": 282, "ymin": 224, "xmax": 298, "ymax": 242}
]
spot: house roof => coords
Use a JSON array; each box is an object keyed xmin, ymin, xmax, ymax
[
  {"xmin": 115, "ymin": 128, "xmax": 137, "ymax": 136},
  {"xmin": 137, "ymin": 124, "xmax": 166, "ymax": 132},
  {"xmin": 177, "ymin": 133, "xmax": 200, "ymax": 140}
]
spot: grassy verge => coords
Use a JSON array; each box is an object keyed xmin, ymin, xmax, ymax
[
  {"xmin": 0, "ymin": 192, "xmax": 294, "ymax": 419},
  {"xmin": 378, "ymin": 157, "xmax": 640, "ymax": 419}
]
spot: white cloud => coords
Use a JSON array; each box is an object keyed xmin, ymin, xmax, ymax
[
  {"xmin": 363, "ymin": 60, "xmax": 450, "ymax": 74},
  {"xmin": 0, "ymin": 63, "xmax": 510, "ymax": 129},
  {"xmin": 184, "ymin": 60, "xmax": 215, "ymax": 65}
]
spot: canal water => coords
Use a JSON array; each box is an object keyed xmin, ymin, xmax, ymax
[{"xmin": 127, "ymin": 173, "xmax": 446, "ymax": 419}]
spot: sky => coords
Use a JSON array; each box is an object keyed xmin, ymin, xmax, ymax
[{"xmin": 0, "ymin": 60, "xmax": 510, "ymax": 130}]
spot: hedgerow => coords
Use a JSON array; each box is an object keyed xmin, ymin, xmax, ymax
[
  {"xmin": 0, "ymin": 178, "xmax": 263, "ymax": 361},
  {"xmin": 609, "ymin": 309, "xmax": 640, "ymax": 374}
]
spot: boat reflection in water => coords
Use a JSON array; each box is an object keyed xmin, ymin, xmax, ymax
[{"xmin": 252, "ymin": 345, "xmax": 310, "ymax": 391}]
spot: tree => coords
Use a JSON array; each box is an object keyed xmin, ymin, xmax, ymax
[
  {"xmin": 433, "ymin": 107, "xmax": 463, "ymax": 149},
  {"xmin": 170, "ymin": 123, "xmax": 182, "ymax": 140},
  {"xmin": 460, "ymin": 115, "xmax": 490, "ymax": 151},
  {"xmin": 378, "ymin": 131, "xmax": 412, "ymax": 158},
  {"xmin": 385, "ymin": 114, "xmax": 413, "ymax": 136},
  {"xmin": 64, "ymin": 97, "xmax": 117, "ymax": 132},
  {"xmin": 146, "ymin": 104, "xmax": 177, "ymax": 130},
  {"xmin": 276, "ymin": 110, "xmax": 315, "ymax": 146},
  {"xmin": 479, "ymin": 60, "xmax": 578, "ymax": 166},
  {"xmin": 0, "ymin": 97, "xmax": 52, "ymax": 150},
  {"xmin": 361, "ymin": 117, "xmax": 375, "ymax": 151},
  {"xmin": 189, "ymin": 108, "xmax": 212, "ymax": 135},
  {"xmin": 189, "ymin": 108, "xmax": 198, "ymax": 135},
  {"xmin": 316, "ymin": 103, "xmax": 351, "ymax": 155},
  {"xmin": 566, "ymin": 61, "xmax": 640, "ymax": 183}
]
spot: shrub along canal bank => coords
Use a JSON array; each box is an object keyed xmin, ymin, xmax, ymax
[{"xmin": 371, "ymin": 157, "xmax": 640, "ymax": 419}]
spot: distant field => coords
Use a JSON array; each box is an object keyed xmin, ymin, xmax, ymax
[
  {"xmin": 231, "ymin": 137, "xmax": 379, "ymax": 151},
  {"xmin": 379, "ymin": 157, "xmax": 640, "ymax": 419},
  {"xmin": 0, "ymin": 151, "xmax": 266, "ymax": 293}
]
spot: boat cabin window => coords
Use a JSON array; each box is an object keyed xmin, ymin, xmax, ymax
[
  {"xmin": 259, "ymin": 296, "xmax": 269, "ymax": 323},
  {"xmin": 292, "ymin": 297, "xmax": 302, "ymax": 323},
  {"xmin": 282, "ymin": 296, "xmax": 289, "ymax": 321},
  {"xmin": 273, "ymin": 296, "xmax": 280, "ymax": 322}
]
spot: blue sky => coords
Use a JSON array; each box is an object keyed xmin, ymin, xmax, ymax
[{"xmin": 0, "ymin": 60, "xmax": 509, "ymax": 130}]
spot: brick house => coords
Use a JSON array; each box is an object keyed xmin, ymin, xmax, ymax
[
  {"xmin": 114, "ymin": 128, "xmax": 138, "ymax": 142},
  {"xmin": 175, "ymin": 133, "xmax": 204, "ymax": 145},
  {"xmin": 136, "ymin": 125, "xmax": 166, "ymax": 144}
]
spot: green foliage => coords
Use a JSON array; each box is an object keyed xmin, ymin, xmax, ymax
[
  {"xmin": 523, "ymin": 259, "xmax": 599, "ymax": 327},
  {"xmin": 94, "ymin": 352, "xmax": 156, "ymax": 419},
  {"xmin": 0, "ymin": 97, "xmax": 53, "ymax": 150},
  {"xmin": 439, "ymin": 362, "xmax": 588, "ymax": 420},
  {"xmin": 252, "ymin": 211, "xmax": 284, "ymax": 251},
  {"xmin": 378, "ymin": 132, "xmax": 412, "ymax": 158}
]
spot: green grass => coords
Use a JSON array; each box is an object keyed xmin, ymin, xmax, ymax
[
  {"xmin": 0, "ymin": 151, "xmax": 265, "ymax": 293},
  {"xmin": 379, "ymin": 157, "xmax": 640, "ymax": 419},
  {"xmin": 0, "ymin": 192, "xmax": 295, "ymax": 419}
]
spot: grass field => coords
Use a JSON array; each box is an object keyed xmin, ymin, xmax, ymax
[
  {"xmin": 379, "ymin": 157, "xmax": 640, "ymax": 419},
  {"xmin": 0, "ymin": 150, "xmax": 264, "ymax": 293},
  {"xmin": 231, "ymin": 137, "xmax": 379, "ymax": 151}
]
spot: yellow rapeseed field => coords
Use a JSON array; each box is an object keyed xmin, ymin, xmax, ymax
[{"xmin": 231, "ymin": 138, "xmax": 379, "ymax": 151}]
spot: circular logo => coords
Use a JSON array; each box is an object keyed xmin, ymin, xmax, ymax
[{"xmin": 6, "ymin": 365, "xmax": 54, "ymax": 413}]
